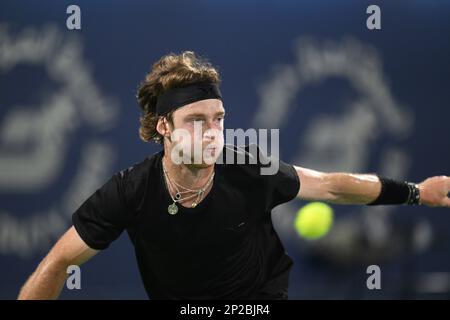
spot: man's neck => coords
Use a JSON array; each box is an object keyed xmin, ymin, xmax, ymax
[{"xmin": 162, "ymin": 153, "xmax": 215, "ymax": 189}]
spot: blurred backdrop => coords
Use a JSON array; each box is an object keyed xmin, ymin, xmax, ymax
[{"xmin": 1, "ymin": 0, "xmax": 449, "ymax": 299}]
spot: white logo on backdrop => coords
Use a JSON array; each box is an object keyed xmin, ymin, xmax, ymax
[{"xmin": 0, "ymin": 25, "xmax": 120, "ymax": 257}]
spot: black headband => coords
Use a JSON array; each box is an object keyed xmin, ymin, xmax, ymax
[{"xmin": 155, "ymin": 81, "xmax": 222, "ymax": 116}]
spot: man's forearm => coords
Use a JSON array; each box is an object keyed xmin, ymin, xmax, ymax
[
  {"xmin": 18, "ymin": 226, "xmax": 99, "ymax": 300},
  {"xmin": 295, "ymin": 166, "xmax": 449, "ymax": 207},
  {"xmin": 326, "ymin": 172, "xmax": 382, "ymax": 205},
  {"xmin": 18, "ymin": 259, "xmax": 68, "ymax": 300}
]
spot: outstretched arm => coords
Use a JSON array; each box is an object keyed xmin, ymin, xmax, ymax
[
  {"xmin": 294, "ymin": 166, "xmax": 450, "ymax": 207},
  {"xmin": 18, "ymin": 226, "xmax": 98, "ymax": 300}
]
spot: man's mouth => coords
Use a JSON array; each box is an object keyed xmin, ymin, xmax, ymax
[{"xmin": 204, "ymin": 144, "xmax": 217, "ymax": 151}]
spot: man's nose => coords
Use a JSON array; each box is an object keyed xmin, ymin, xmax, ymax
[
  {"xmin": 203, "ymin": 123, "xmax": 220, "ymax": 140},
  {"xmin": 203, "ymin": 120, "xmax": 213, "ymax": 132},
  {"xmin": 203, "ymin": 128, "xmax": 216, "ymax": 141}
]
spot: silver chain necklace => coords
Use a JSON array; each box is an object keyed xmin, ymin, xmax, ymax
[{"xmin": 162, "ymin": 160, "xmax": 215, "ymax": 215}]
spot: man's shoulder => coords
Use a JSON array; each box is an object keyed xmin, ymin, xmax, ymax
[
  {"xmin": 118, "ymin": 149, "xmax": 162, "ymax": 181},
  {"xmin": 216, "ymin": 144, "xmax": 274, "ymax": 184},
  {"xmin": 109, "ymin": 150, "xmax": 162, "ymax": 209},
  {"xmin": 218, "ymin": 143, "xmax": 270, "ymax": 167}
]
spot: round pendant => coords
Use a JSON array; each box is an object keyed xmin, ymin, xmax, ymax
[
  {"xmin": 191, "ymin": 202, "xmax": 197, "ymax": 208},
  {"xmin": 168, "ymin": 203, "xmax": 178, "ymax": 215}
]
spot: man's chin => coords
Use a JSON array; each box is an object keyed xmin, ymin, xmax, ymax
[
  {"xmin": 187, "ymin": 158, "xmax": 217, "ymax": 169},
  {"xmin": 184, "ymin": 154, "xmax": 218, "ymax": 168},
  {"xmin": 189, "ymin": 163, "xmax": 214, "ymax": 169}
]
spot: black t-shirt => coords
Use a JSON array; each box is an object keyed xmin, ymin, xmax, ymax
[{"xmin": 72, "ymin": 144, "xmax": 300, "ymax": 299}]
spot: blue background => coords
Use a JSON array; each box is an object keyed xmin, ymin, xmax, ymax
[{"xmin": 1, "ymin": 0, "xmax": 449, "ymax": 299}]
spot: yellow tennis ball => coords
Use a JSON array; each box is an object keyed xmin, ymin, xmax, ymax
[{"xmin": 294, "ymin": 202, "xmax": 334, "ymax": 240}]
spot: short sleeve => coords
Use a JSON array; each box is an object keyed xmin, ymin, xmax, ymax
[
  {"xmin": 249, "ymin": 144, "xmax": 300, "ymax": 210},
  {"xmin": 72, "ymin": 169, "xmax": 135, "ymax": 250},
  {"xmin": 266, "ymin": 160, "xmax": 300, "ymax": 209}
]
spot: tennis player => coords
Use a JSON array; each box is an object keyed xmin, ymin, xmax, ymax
[{"xmin": 18, "ymin": 51, "xmax": 450, "ymax": 300}]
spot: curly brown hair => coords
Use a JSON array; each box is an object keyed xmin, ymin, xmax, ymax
[{"xmin": 137, "ymin": 51, "xmax": 221, "ymax": 144}]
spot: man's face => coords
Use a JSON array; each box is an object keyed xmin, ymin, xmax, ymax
[{"xmin": 167, "ymin": 99, "xmax": 225, "ymax": 167}]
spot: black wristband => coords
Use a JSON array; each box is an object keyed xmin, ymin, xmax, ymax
[{"xmin": 367, "ymin": 176, "xmax": 421, "ymax": 206}]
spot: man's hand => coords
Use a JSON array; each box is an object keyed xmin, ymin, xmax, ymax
[{"xmin": 418, "ymin": 175, "xmax": 450, "ymax": 208}]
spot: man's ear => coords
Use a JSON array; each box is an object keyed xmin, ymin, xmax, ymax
[{"xmin": 156, "ymin": 117, "xmax": 172, "ymax": 139}]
